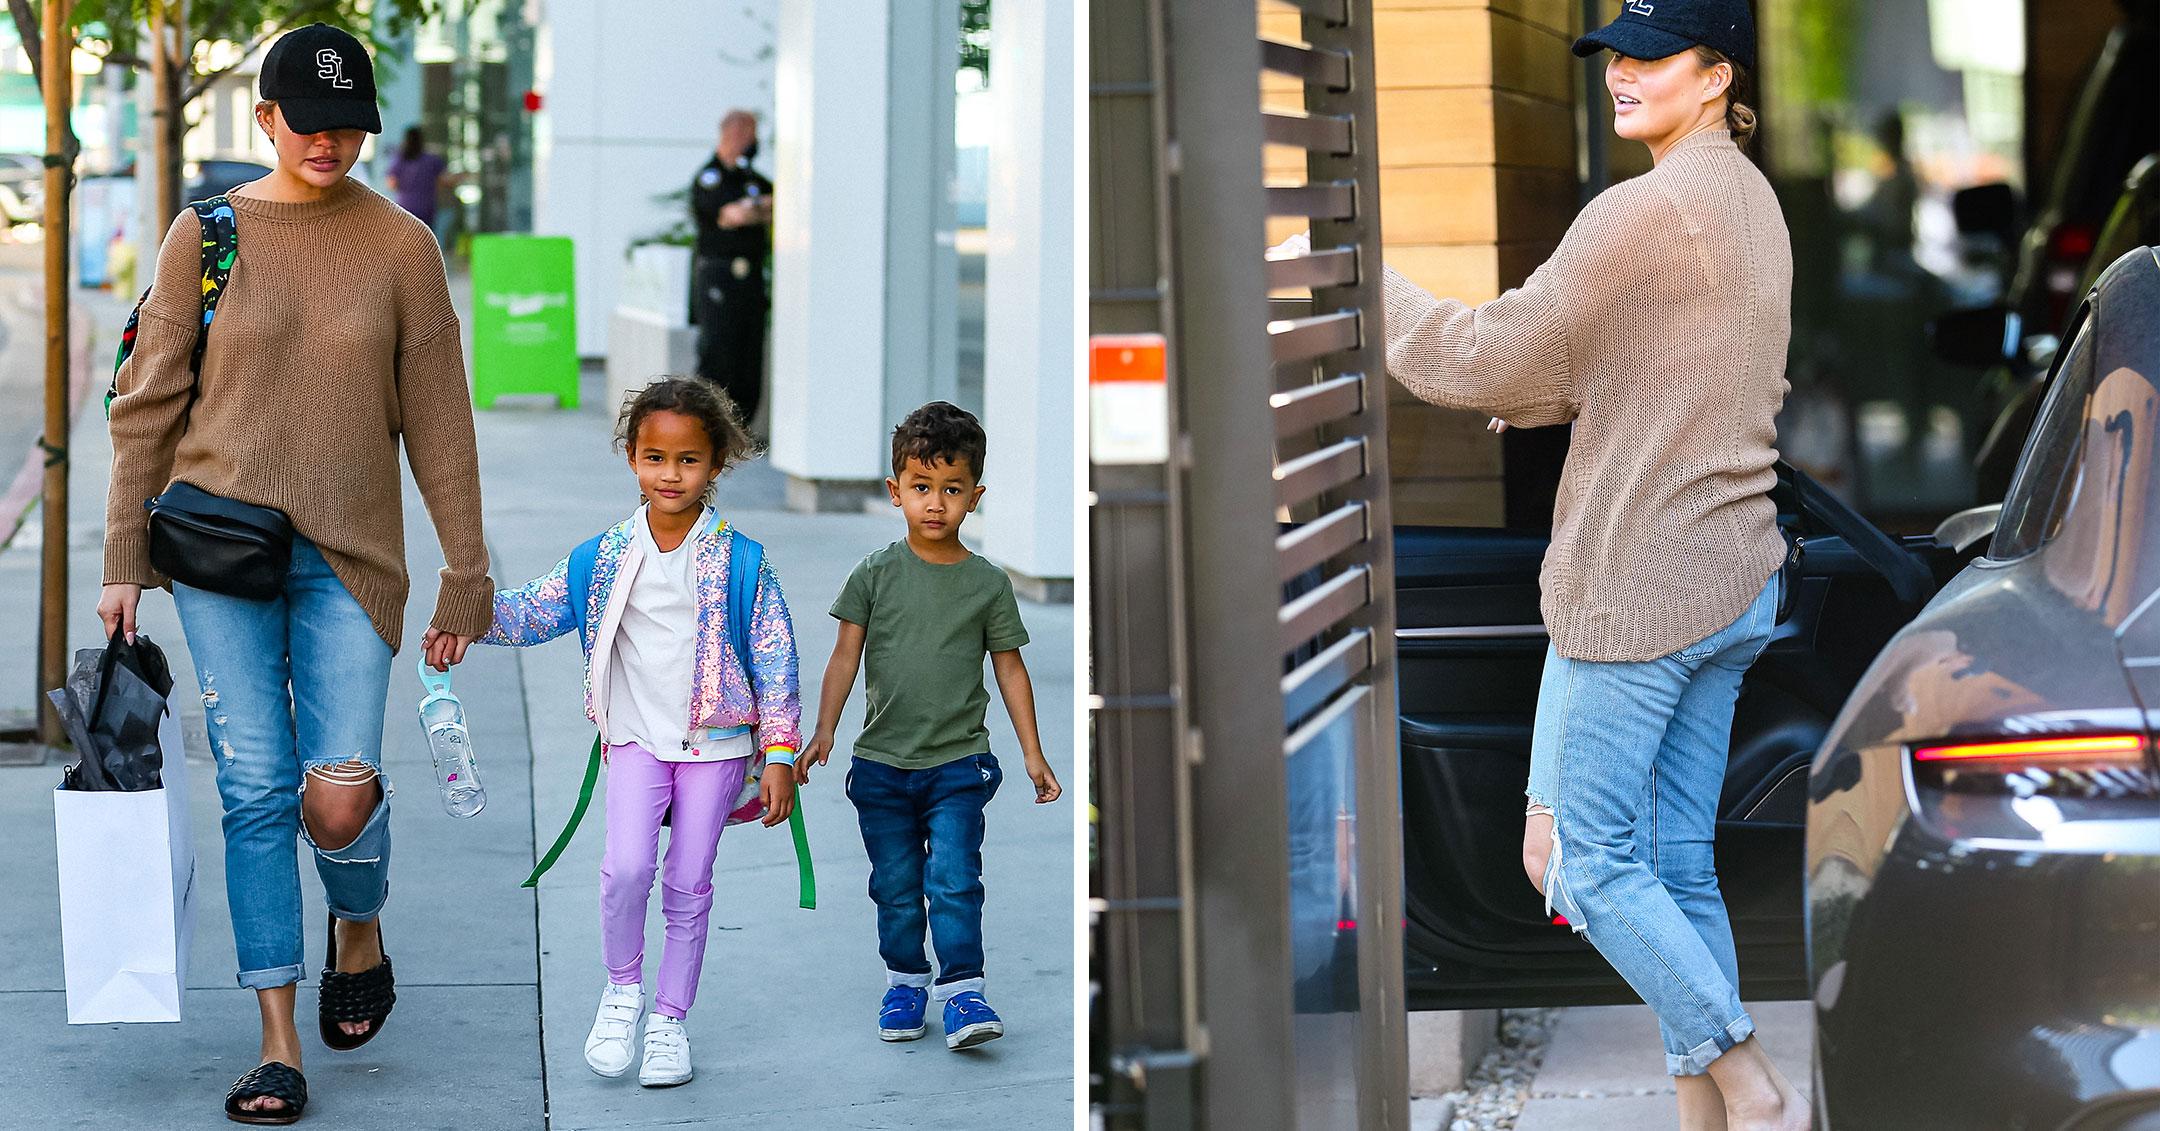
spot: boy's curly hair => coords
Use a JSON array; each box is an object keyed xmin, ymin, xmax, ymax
[
  {"xmin": 615, "ymin": 377, "xmax": 760, "ymax": 492},
  {"xmin": 890, "ymin": 400, "xmax": 987, "ymax": 481}
]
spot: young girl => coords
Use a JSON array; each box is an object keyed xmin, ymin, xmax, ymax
[{"xmin": 476, "ymin": 377, "xmax": 801, "ymax": 1088}]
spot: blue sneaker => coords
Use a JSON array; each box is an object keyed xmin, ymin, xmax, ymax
[
  {"xmin": 878, "ymin": 985, "xmax": 929, "ymax": 1041},
  {"xmin": 942, "ymin": 991, "xmax": 1005, "ymax": 1050}
]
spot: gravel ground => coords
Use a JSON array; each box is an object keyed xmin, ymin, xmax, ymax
[{"xmin": 1440, "ymin": 1008, "xmax": 1561, "ymax": 1131}]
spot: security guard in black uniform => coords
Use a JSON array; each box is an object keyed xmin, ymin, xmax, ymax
[{"xmin": 690, "ymin": 109, "xmax": 774, "ymax": 426}]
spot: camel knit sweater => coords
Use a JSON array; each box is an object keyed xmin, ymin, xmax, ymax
[
  {"xmin": 1381, "ymin": 129, "xmax": 1792, "ymax": 662},
  {"xmin": 104, "ymin": 177, "xmax": 493, "ymax": 651}
]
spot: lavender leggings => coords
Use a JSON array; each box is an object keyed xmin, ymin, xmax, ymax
[{"xmin": 600, "ymin": 741, "xmax": 750, "ymax": 1019}]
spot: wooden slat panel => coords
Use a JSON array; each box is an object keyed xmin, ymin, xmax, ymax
[
  {"xmin": 1371, "ymin": 9, "xmax": 1490, "ymax": 91},
  {"xmin": 1376, "ymin": 165, "xmax": 1499, "ymax": 245},
  {"xmin": 1489, "ymin": 9, "xmax": 1576, "ymax": 104},
  {"xmin": 1377, "ymin": 242, "xmax": 1500, "ymax": 305},
  {"xmin": 1388, "ymin": 399, "xmax": 1506, "ymax": 479},
  {"xmin": 1493, "ymin": 90, "xmax": 1576, "ymax": 170},
  {"xmin": 1390, "ymin": 476, "xmax": 1506, "ymax": 527},
  {"xmin": 1493, "ymin": 166, "xmax": 1578, "ymax": 248},
  {"xmin": 1375, "ymin": 88, "xmax": 1496, "ymax": 166}
]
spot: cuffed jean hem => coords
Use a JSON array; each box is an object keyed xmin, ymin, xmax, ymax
[
  {"xmin": 887, "ymin": 969, "xmax": 934, "ymax": 989},
  {"xmin": 1667, "ymin": 1013, "xmax": 1755, "ymax": 1076},
  {"xmin": 932, "ymin": 975, "xmax": 985, "ymax": 1001},
  {"xmin": 237, "ymin": 963, "xmax": 305, "ymax": 991}
]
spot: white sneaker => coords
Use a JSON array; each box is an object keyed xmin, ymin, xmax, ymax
[
  {"xmin": 584, "ymin": 982, "xmax": 642, "ymax": 1078},
  {"xmin": 639, "ymin": 1013, "xmax": 693, "ymax": 1087}
]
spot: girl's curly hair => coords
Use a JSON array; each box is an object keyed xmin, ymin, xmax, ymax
[{"xmin": 615, "ymin": 377, "xmax": 760, "ymax": 497}]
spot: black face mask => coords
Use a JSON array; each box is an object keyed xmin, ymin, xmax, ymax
[{"xmin": 742, "ymin": 139, "xmax": 759, "ymax": 164}]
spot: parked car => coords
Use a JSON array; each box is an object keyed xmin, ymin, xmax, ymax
[
  {"xmin": 1808, "ymin": 246, "xmax": 2160, "ymax": 1127},
  {"xmin": 1940, "ymin": 5, "xmax": 2157, "ymax": 500},
  {"xmin": 185, "ymin": 157, "xmax": 272, "ymax": 202}
]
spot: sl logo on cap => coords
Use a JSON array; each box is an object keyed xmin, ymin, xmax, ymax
[
  {"xmin": 1625, "ymin": 0, "xmax": 1656, "ymax": 13},
  {"xmin": 316, "ymin": 48, "xmax": 353, "ymax": 89}
]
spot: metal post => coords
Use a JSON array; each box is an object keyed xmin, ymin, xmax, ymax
[{"xmin": 39, "ymin": 0, "xmax": 74, "ymax": 747}]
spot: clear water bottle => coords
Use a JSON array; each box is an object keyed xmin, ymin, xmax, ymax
[{"xmin": 417, "ymin": 661, "xmax": 485, "ymax": 818}]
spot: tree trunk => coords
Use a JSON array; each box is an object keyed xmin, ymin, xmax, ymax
[{"xmin": 147, "ymin": 0, "xmax": 186, "ymax": 222}]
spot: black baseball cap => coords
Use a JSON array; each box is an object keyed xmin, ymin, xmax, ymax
[
  {"xmin": 1573, "ymin": 0, "xmax": 1756, "ymax": 73},
  {"xmin": 259, "ymin": 23, "xmax": 381, "ymax": 135}
]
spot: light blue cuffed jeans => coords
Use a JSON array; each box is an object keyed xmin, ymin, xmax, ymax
[
  {"xmin": 1526, "ymin": 569, "xmax": 1780, "ymax": 1076},
  {"xmin": 172, "ymin": 534, "xmax": 395, "ymax": 990}
]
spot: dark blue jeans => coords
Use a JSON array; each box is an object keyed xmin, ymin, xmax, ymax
[{"xmin": 845, "ymin": 752, "xmax": 1002, "ymax": 998}]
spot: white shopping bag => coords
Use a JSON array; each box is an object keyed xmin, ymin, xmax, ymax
[{"xmin": 52, "ymin": 698, "xmax": 196, "ymax": 1023}]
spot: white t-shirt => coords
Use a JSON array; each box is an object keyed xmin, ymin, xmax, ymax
[{"xmin": 606, "ymin": 506, "xmax": 702, "ymax": 754}]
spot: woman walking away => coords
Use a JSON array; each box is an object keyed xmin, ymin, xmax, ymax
[
  {"xmin": 1375, "ymin": 1, "xmax": 1805, "ymax": 1127},
  {"xmin": 99, "ymin": 22, "xmax": 492, "ymax": 1124}
]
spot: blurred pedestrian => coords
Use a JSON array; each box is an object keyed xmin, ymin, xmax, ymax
[
  {"xmin": 690, "ymin": 109, "xmax": 773, "ymax": 430},
  {"xmin": 1349, "ymin": 0, "xmax": 1807, "ymax": 1127},
  {"xmin": 385, "ymin": 125, "xmax": 456, "ymax": 254},
  {"xmin": 99, "ymin": 21, "xmax": 491, "ymax": 1124}
]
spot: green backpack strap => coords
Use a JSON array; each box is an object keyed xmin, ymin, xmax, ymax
[
  {"xmin": 106, "ymin": 196, "xmax": 237, "ymax": 418},
  {"xmin": 522, "ymin": 734, "xmax": 601, "ymax": 889}
]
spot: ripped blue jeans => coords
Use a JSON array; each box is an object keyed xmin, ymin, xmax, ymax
[
  {"xmin": 1526, "ymin": 569, "xmax": 1779, "ymax": 1076},
  {"xmin": 173, "ymin": 535, "xmax": 395, "ymax": 991}
]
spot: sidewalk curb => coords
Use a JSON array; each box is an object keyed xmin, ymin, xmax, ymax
[{"xmin": 0, "ymin": 296, "xmax": 96, "ymax": 549}]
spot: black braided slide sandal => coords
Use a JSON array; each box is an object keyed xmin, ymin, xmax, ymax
[
  {"xmin": 318, "ymin": 912, "xmax": 396, "ymax": 1052},
  {"xmin": 225, "ymin": 1061, "xmax": 307, "ymax": 1125}
]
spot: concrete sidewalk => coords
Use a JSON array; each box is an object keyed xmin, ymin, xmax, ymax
[
  {"xmin": 1509, "ymin": 1002, "xmax": 1812, "ymax": 1131},
  {"xmin": 0, "ymin": 294, "xmax": 1075, "ymax": 1128}
]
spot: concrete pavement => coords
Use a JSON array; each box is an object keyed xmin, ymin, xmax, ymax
[
  {"xmin": 1511, "ymin": 1002, "xmax": 1813, "ymax": 1131},
  {"xmin": 0, "ymin": 286, "xmax": 1075, "ymax": 1128}
]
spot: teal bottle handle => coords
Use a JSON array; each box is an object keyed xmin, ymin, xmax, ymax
[{"xmin": 417, "ymin": 659, "xmax": 456, "ymax": 704}]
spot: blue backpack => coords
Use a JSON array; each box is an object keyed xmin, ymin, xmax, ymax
[{"xmin": 523, "ymin": 525, "xmax": 814, "ymax": 909}]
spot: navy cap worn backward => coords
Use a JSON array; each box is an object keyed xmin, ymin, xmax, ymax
[
  {"xmin": 259, "ymin": 23, "xmax": 382, "ymax": 135},
  {"xmin": 1573, "ymin": 0, "xmax": 1757, "ymax": 74}
]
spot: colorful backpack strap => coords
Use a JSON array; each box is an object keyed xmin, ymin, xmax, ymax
[
  {"xmin": 726, "ymin": 528, "xmax": 816, "ymax": 909},
  {"xmin": 565, "ymin": 531, "xmax": 605, "ymax": 649},
  {"xmin": 106, "ymin": 196, "xmax": 237, "ymax": 418}
]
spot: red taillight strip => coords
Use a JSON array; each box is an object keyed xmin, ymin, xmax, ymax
[{"xmin": 1912, "ymin": 734, "xmax": 2145, "ymax": 762}]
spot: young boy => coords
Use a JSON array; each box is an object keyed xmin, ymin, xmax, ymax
[{"xmin": 798, "ymin": 400, "xmax": 1062, "ymax": 1050}]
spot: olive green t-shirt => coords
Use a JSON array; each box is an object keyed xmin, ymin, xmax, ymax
[{"xmin": 831, "ymin": 541, "xmax": 1031, "ymax": 770}]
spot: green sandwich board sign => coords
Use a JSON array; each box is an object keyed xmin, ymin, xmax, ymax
[{"xmin": 470, "ymin": 235, "xmax": 578, "ymax": 408}]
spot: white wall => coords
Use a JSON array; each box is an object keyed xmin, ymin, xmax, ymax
[
  {"xmin": 979, "ymin": 0, "xmax": 1077, "ymax": 583},
  {"xmin": 766, "ymin": 0, "xmax": 893, "ymax": 485},
  {"xmin": 533, "ymin": 0, "xmax": 779, "ymax": 357}
]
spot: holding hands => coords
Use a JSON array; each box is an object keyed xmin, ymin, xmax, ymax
[{"xmin": 419, "ymin": 626, "xmax": 477, "ymax": 672}]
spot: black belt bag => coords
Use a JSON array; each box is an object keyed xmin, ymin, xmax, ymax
[{"xmin": 144, "ymin": 482, "xmax": 293, "ymax": 601}]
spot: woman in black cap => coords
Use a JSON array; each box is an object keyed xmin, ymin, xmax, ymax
[
  {"xmin": 99, "ymin": 22, "xmax": 491, "ymax": 1124},
  {"xmin": 1368, "ymin": 1, "xmax": 1808, "ymax": 1127}
]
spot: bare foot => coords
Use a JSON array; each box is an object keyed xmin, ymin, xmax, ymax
[
  {"xmin": 333, "ymin": 916, "xmax": 384, "ymax": 1038},
  {"xmin": 246, "ymin": 1011, "xmax": 303, "ymax": 1114}
]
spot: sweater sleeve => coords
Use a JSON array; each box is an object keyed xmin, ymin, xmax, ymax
[
  {"xmin": 395, "ymin": 249, "xmax": 496, "ymax": 637},
  {"xmin": 1379, "ymin": 261, "xmax": 1576, "ymax": 428},
  {"xmin": 104, "ymin": 210, "xmax": 207, "ymax": 587}
]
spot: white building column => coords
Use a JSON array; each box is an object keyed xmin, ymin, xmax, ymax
[
  {"xmin": 768, "ymin": 0, "xmax": 895, "ymax": 511},
  {"xmin": 977, "ymin": 0, "xmax": 1076, "ymax": 598}
]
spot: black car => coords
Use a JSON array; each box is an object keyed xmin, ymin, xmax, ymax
[{"xmin": 1807, "ymin": 249, "xmax": 2160, "ymax": 1127}]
